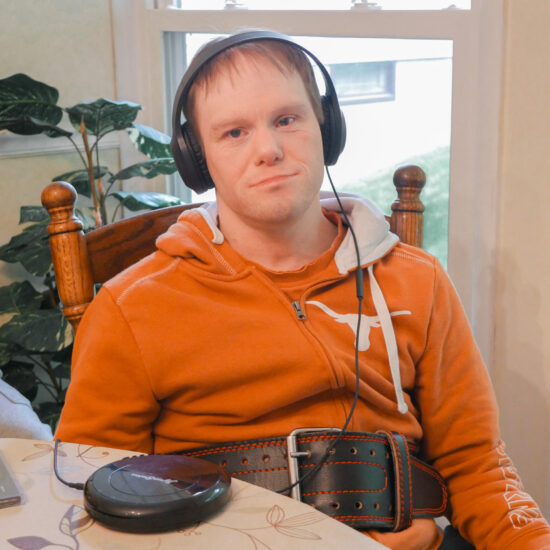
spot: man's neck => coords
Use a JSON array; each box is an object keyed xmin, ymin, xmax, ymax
[{"xmin": 218, "ymin": 209, "xmax": 339, "ymax": 272}]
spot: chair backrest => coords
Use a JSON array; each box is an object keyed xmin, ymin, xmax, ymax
[{"xmin": 41, "ymin": 164, "xmax": 425, "ymax": 333}]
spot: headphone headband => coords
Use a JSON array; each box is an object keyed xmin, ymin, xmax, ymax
[{"xmin": 170, "ymin": 30, "xmax": 346, "ymax": 194}]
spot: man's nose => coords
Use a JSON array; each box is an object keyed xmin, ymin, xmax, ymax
[{"xmin": 253, "ymin": 127, "xmax": 283, "ymax": 165}]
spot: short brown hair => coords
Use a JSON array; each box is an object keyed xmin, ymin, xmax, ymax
[{"xmin": 184, "ymin": 38, "xmax": 325, "ymax": 137}]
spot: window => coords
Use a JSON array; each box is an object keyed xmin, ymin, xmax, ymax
[
  {"xmin": 328, "ymin": 62, "xmax": 396, "ymax": 105},
  {"xmin": 164, "ymin": 32, "xmax": 452, "ymax": 267},
  {"xmin": 112, "ymin": 0, "xmax": 503, "ymax": 365}
]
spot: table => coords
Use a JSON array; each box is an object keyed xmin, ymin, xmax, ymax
[{"xmin": 0, "ymin": 438, "xmax": 388, "ymax": 549}]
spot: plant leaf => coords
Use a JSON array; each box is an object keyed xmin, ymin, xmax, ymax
[
  {"xmin": 0, "ymin": 116, "xmax": 71, "ymax": 138},
  {"xmin": 0, "ymin": 342, "xmax": 12, "ymax": 367},
  {"xmin": 0, "ymin": 73, "xmax": 62, "ymax": 135},
  {"xmin": 127, "ymin": 123, "xmax": 172, "ymax": 159},
  {"xmin": 26, "ymin": 116, "xmax": 72, "ymax": 138},
  {"xmin": 52, "ymin": 361, "xmax": 71, "ymax": 379},
  {"xmin": 19, "ymin": 206, "xmax": 48, "ymax": 224},
  {"xmin": 1, "ymin": 360, "xmax": 38, "ymax": 402},
  {"xmin": 0, "ymin": 309, "xmax": 69, "ymax": 352},
  {"xmin": 110, "ymin": 158, "xmax": 177, "ymax": 182},
  {"xmin": 0, "ymin": 221, "xmax": 51, "ymax": 276},
  {"xmin": 75, "ymin": 206, "xmax": 99, "ymax": 231},
  {"xmin": 37, "ymin": 400, "xmax": 65, "ymax": 431},
  {"xmin": 50, "ymin": 344, "xmax": 73, "ymax": 363},
  {"xmin": 66, "ymin": 98, "xmax": 142, "ymax": 137},
  {"xmin": 52, "ymin": 166, "xmax": 110, "ymax": 198},
  {"xmin": 0, "ymin": 281, "xmax": 42, "ymax": 313},
  {"xmin": 112, "ymin": 191, "xmax": 184, "ymax": 211}
]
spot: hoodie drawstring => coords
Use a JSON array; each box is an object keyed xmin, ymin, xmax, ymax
[{"xmin": 367, "ymin": 264, "xmax": 409, "ymax": 414}]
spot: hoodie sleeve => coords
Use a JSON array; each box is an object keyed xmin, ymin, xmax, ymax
[
  {"xmin": 415, "ymin": 259, "xmax": 550, "ymax": 549},
  {"xmin": 55, "ymin": 287, "xmax": 160, "ymax": 454}
]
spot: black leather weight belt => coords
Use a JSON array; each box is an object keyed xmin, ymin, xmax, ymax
[{"xmin": 182, "ymin": 429, "xmax": 448, "ymax": 531}]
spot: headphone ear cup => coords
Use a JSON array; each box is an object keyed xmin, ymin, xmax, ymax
[
  {"xmin": 320, "ymin": 96, "xmax": 334, "ymax": 165},
  {"xmin": 183, "ymin": 124, "xmax": 214, "ymax": 193},
  {"xmin": 320, "ymin": 95, "xmax": 346, "ymax": 166},
  {"xmin": 172, "ymin": 122, "xmax": 214, "ymax": 194}
]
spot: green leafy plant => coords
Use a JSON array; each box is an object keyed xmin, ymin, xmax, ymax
[{"xmin": 0, "ymin": 73, "xmax": 182, "ymax": 428}]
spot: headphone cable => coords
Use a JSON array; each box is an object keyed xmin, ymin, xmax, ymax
[
  {"xmin": 277, "ymin": 166, "xmax": 364, "ymax": 495},
  {"xmin": 53, "ymin": 438, "xmax": 85, "ymax": 490}
]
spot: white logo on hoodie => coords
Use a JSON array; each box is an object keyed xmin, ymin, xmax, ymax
[{"xmin": 306, "ymin": 300, "xmax": 411, "ymax": 351}]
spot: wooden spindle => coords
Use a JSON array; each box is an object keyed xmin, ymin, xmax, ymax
[
  {"xmin": 390, "ymin": 165, "xmax": 426, "ymax": 248},
  {"xmin": 41, "ymin": 182, "xmax": 94, "ymax": 333}
]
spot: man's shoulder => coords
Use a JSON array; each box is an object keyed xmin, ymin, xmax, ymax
[
  {"xmin": 102, "ymin": 250, "xmax": 179, "ymax": 303},
  {"xmin": 385, "ymin": 242, "xmax": 439, "ymax": 270}
]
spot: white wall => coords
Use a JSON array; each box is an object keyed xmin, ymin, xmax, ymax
[
  {"xmin": 0, "ymin": 0, "xmax": 118, "ymax": 286},
  {"xmin": 493, "ymin": 0, "xmax": 550, "ymax": 518}
]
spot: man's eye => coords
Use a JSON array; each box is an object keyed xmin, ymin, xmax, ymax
[
  {"xmin": 228, "ymin": 128, "xmax": 242, "ymax": 138},
  {"xmin": 278, "ymin": 116, "xmax": 296, "ymax": 127}
]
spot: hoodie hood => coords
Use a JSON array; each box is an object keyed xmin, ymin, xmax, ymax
[
  {"xmin": 156, "ymin": 194, "xmax": 398, "ymax": 274},
  {"xmin": 318, "ymin": 192, "xmax": 399, "ymax": 273}
]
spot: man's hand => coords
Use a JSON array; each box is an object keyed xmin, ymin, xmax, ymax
[{"xmin": 366, "ymin": 519, "xmax": 443, "ymax": 550}]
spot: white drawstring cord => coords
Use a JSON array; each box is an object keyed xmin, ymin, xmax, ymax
[{"xmin": 367, "ymin": 264, "xmax": 408, "ymax": 414}]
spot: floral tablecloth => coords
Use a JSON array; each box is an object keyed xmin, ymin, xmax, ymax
[{"xmin": 0, "ymin": 438, "xmax": 387, "ymax": 549}]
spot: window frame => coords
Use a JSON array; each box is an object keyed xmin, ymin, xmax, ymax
[{"xmin": 111, "ymin": 0, "xmax": 504, "ymax": 368}]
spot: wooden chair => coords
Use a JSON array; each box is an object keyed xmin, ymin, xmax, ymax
[{"xmin": 41, "ymin": 165, "xmax": 425, "ymax": 334}]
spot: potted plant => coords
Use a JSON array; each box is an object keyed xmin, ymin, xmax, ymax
[{"xmin": 0, "ymin": 73, "xmax": 181, "ymax": 428}]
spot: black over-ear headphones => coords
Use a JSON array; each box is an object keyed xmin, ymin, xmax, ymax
[{"xmin": 170, "ymin": 29, "xmax": 347, "ymax": 194}]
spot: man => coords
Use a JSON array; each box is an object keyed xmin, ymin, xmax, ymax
[{"xmin": 56, "ymin": 31, "xmax": 550, "ymax": 549}]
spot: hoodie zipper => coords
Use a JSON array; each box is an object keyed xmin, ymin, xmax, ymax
[{"xmin": 292, "ymin": 301, "xmax": 307, "ymax": 320}]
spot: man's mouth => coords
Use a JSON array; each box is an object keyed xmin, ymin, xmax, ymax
[{"xmin": 252, "ymin": 172, "xmax": 298, "ymax": 187}]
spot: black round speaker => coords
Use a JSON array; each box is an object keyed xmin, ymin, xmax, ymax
[{"xmin": 83, "ymin": 454, "xmax": 231, "ymax": 533}]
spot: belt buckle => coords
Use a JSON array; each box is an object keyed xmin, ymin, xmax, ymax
[{"xmin": 286, "ymin": 427, "xmax": 341, "ymax": 501}]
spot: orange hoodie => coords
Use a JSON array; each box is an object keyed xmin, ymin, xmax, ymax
[{"xmin": 56, "ymin": 196, "xmax": 550, "ymax": 549}]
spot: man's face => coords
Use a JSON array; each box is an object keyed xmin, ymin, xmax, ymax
[{"xmin": 193, "ymin": 52, "xmax": 325, "ymax": 235}]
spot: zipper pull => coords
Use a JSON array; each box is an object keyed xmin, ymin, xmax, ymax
[{"xmin": 292, "ymin": 301, "xmax": 307, "ymax": 320}]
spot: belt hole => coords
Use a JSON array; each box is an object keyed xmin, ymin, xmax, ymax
[
  {"xmin": 262, "ymin": 455, "xmax": 270, "ymax": 463},
  {"xmin": 221, "ymin": 460, "xmax": 227, "ymax": 467},
  {"xmin": 386, "ymin": 451, "xmax": 390, "ymax": 459},
  {"xmin": 370, "ymin": 449, "xmax": 376, "ymax": 456},
  {"xmin": 388, "ymin": 504, "xmax": 393, "ymax": 512},
  {"xmin": 241, "ymin": 457, "xmax": 248, "ymax": 465},
  {"xmin": 374, "ymin": 503, "xmax": 380, "ymax": 510},
  {"xmin": 330, "ymin": 501, "xmax": 341, "ymax": 510},
  {"xmin": 355, "ymin": 501, "xmax": 363, "ymax": 510},
  {"xmin": 350, "ymin": 447, "xmax": 358, "ymax": 455}
]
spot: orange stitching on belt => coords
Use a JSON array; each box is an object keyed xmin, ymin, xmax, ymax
[
  {"xmin": 301, "ymin": 460, "xmax": 386, "ymax": 468},
  {"xmin": 185, "ymin": 439, "xmax": 286, "ymax": 456},
  {"xmin": 185, "ymin": 433, "xmax": 418, "ymax": 457},
  {"xmin": 299, "ymin": 434, "xmax": 385, "ymax": 444},
  {"xmin": 392, "ymin": 433, "xmax": 406, "ymax": 530},
  {"xmin": 231, "ymin": 466, "xmax": 288, "ymax": 476},
  {"xmin": 335, "ymin": 515, "xmax": 393, "ymax": 523},
  {"xmin": 401, "ymin": 432, "xmax": 413, "ymax": 527},
  {"xmin": 302, "ymin": 488, "xmax": 384, "ymax": 496}
]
